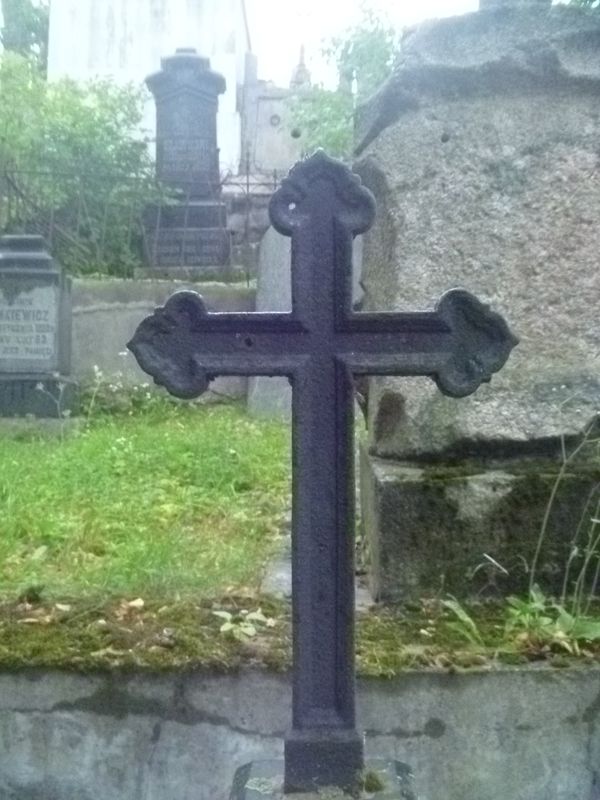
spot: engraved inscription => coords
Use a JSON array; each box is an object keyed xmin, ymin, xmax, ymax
[
  {"xmin": 160, "ymin": 136, "xmax": 212, "ymax": 177},
  {"xmin": 153, "ymin": 229, "xmax": 230, "ymax": 267},
  {"xmin": 0, "ymin": 286, "xmax": 58, "ymax": 369}
]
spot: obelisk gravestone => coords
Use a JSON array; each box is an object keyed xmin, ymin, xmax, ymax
[{"xmin": 144, "ymin": 48, "xmax": 231, "ymax": 274}]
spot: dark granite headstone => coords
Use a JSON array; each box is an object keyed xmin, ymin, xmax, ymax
[
  {"xmin": 144, "ymin": 48, "xmax": 232, "ymax": 274},
  {"xmin": 0, "ymin": 235, "xmax": 73, "ymax": 417}
]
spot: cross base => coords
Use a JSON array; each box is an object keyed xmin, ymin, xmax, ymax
[
  {"xmin": 229, "ymin": 759, "xmax": 417, "ymax": 800},
  {"xmin": 284, "ymin": 729, "xmax": 363, "ymax": 793}
]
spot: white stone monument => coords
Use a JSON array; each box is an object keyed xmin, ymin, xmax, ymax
[{"xmin": 47, "ymin": 0, "xmax": 250, "ymax": 176}]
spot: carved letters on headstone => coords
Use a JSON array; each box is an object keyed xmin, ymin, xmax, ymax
[
  {"xmin": 0, "ymin": 235, "xmax": 73, "ymax": 417},
  {"xmin": 128, "ymin": 152, "xmax": 517, "ymax": 796}
]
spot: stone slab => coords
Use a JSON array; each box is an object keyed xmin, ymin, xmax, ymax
[
  {"xmin": 360, "ymin": 442, "xmax": 600, "ymax": 601},
  {"xmin": 144, "ymin": 201, "xmax": 227, "ymax": 230},
  {"xmin": 71, "ymin": 278, "xmax": 254, "ymax": 401},
  {"xmin": 0, "ymin": 283, "xmax": 60, "ymax": 373},
  {"xmin": 1, "ymin": 667, "xmax": 599, "ymax": 800},
  {"xmin": 353, "ymin": 4, "xmax": 600, "ymax": 600},
  {"xmin": 0, "ymin": 235, "xmax": 71, "ymax": 378},
  {"xmin": 230, "ymin": 759, "xmax": 416, "ymax": 800},
  {"xmin": 148, "ymin": 227, "xmax": 231, "ymax": 269},
  {"xmin": 0, "ymin": 377, "xmax": 76, "ymax": 418},
  {"xmin": 146, "ymin": 49, "xmax": 224, "ymax": 198}
]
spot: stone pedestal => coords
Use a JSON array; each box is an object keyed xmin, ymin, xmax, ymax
[
  {"xmin": 360, "ymin": 443, "xmax": 600, "ymax": 602},
  {"xmin": 230, "ymin": 759, "xmax": 416, "ymax": 800},
  {"xmin": 144, "ymin": 48, "xmax": 232, "ymax": 275},
  {"xmin": 0, "ymin": 235, "xmax": 73, "ymax": 417},
  {"xmin": 354, "ymin": 4, "xmax": 600, "ymax": 600}
]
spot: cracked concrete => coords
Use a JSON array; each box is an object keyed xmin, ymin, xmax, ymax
[{"xmin": 1, "ymin": 667, "xmax": 600, "ymax": 799}]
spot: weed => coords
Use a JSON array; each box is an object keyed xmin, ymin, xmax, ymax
[
  {"xmin": 212, "ymin": 607, "xmax": 276, "ymax": 641},
  {"xmin": 34, "ymin": 376, "xmax": 73, "ymax": 439},
  {"xmin": 441, "ymin": 597, "xmax": 484, "ymax": 646},
  {"xmin": 504, "ymin": 585, "xmax": 600, "ymax": 655},
  {"xmin": 530, "ymin": 413, "xmax": 600, "ymax": 602}
]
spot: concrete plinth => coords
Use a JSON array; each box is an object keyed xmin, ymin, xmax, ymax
[{"xmin": 230, "ymin": 759, "xmax": 416, "ymax": 800}]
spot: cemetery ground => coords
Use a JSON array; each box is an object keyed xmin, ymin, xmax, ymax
[{"xmin": 1, "ymin": 389, "xmax": 600, "ymax": 676}]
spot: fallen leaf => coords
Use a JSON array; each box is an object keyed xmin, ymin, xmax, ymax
[
  {"xmin": 31, "ymin": 546, "xmax": 48, "ymax": 562},
  {"xmin": 19, "ymin": 615, "xmax": 53, "ymax": 625},
  {"xmin": 90, "ymin": 646, "xmax": 128, "ymax": 658}
]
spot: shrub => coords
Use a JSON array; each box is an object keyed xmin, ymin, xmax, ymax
[{"xmin": 0, "ymin": 53, "xmax": 162, "ymax": 276}]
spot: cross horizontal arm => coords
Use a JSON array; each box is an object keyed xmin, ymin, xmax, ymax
[
  {"xmin": 127, "ymin": 292, "xmax": 308, "ymax": 398},
  {"xmin": 128, "ymin": 287, "xmax": 518, "ymax": 401},
  {"xmin": 341, "ymin": 289, "xmax": 518, "ymax": 397}
]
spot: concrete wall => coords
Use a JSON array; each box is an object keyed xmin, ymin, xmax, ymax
[
  {"xmin": 0, "ymin": 667, "xmax": 598, "ymax": 800},
  {"xmin": 72, "ymin": 278, "xmax": 255, "ymax": 400}
]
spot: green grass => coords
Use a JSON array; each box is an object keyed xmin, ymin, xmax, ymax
[
  {"xmin": 3, "ymin": 401, "xmax": 600, "ymax": 675},
  {"xmin": 0, "ymin": 404, "xmax": 290, "ymax": 601}
]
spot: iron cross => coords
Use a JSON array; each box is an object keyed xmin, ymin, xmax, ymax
[{"xmin": 128, "ymin": 151, "xmax": 517, "ymax": 795}]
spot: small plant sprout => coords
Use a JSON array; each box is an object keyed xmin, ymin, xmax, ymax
[
  {"xmin": 505, "ymin": 585, "xmax": 600, "ymax": 656},
  {"xmin": 34, "ymin": 379, "xmax": 71, "ymax": 438},
  {"xmin": 212, "ymin": 608, "xmax": 276, "ymax": 641},
  {"xmin": 441, "ymin": 597, "xmax": 484, "ymax": 647}
]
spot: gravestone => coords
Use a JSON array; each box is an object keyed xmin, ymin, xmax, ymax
[
  {"xmin": 246, "ymin": 227, "xmax": 292, "ymax": 420},
  {"xmin": 354, "ymin": 0, "xmax": 600, "ymax": 601},
  {"xmin": 47, "ymin": 0, "xmax": 249, "ymax": 176},
  {"xmin": 144, "ymin": 48, "xmax": 232, "ymax": 276},
  {"xmin": 0, "ymin": 235, "xmax": 73, "ymax": 417},
  {"xmin": 128, "ymin": 151, "xmax": 516, "ymax": 797}
]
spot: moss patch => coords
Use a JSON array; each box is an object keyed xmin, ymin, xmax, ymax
[
  {"xmin": 0, "ymin": 593, "xmax": 290, "ymax": 673},
  {"xmin": 2, "ymin": 594, "xmax": 600, "ymax": 676}
]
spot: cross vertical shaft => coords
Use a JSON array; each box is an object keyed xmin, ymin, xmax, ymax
[
  {"xmin": 286, "ymin": 358, "xmax": 360, "ymax": 790},
  {"xmin": 269, "ymin": 166, "xmax": 375, "ymax": 792}
]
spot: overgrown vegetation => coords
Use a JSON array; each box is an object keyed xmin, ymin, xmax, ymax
[
  {"xmin": 1, "ymin": 0, "xmax": 49, "ymax": 74},
  {"xmin": 6, "ymin": 587, "xmax": 600, "ymax": 674},
  {"xmin": 0, "ymin": 53, "xmax": 160, "ymax": 276},
  {"xmin": 570, "ymin": 0, "xmax": 600, "ymax": 9},
  {"xmin": 288, "ymin": 5, "xmax": 398, "ymax": 158}
]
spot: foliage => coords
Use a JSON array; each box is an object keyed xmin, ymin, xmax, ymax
[
  {"xmin": 0, "ymin": 594, "xmax": 288, "ymax": 671},
  {"xmin": 569, "ymin": 0, "xmax": 600, "ymax": 8},
  {"xmin": 78, "ymin": 365, "xmax": 180, "ymax": 419},
  {"xmin": 529, "ymin": 415, "xmax": 600, "ymax": 607},
  {"xmin": 323, "ymin": 4, "xmax": 399, "ymax": 101},
  {"xmin": 288, "ymin": 5, "xmax": 398, "ymax": 159},
  {"xmin": 289, "ymin": 88, "xmax": 355, "ymax": 160},
  {"xmin": 0, "ymin": 401, "xmax": 290, "ymax": 599},
  {"xmin": 0, "ymin": 53, "xmax": 159, "ymax": 276},
  {"xmin": 1, "ymin": 0, "xmax": 48, "ymax": 74},
  {"xmin": 505, "ymin": 586, "xmax": 600, "ymax": 656},
  {"xmin": 212, "ymin": 607, "xmax": 276, "ymax": 641},
  {"xmin": 442, "ymin": 597, "xmax": 485, "ymax": 646}
]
